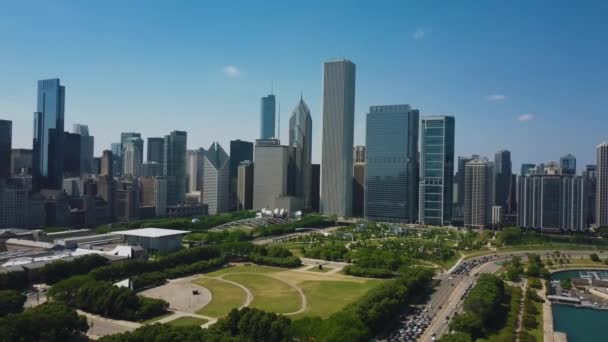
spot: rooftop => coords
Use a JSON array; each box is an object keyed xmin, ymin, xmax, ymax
[{"xmin": 115, "ymin": 227, "xmax": 189, "ymax": 238}]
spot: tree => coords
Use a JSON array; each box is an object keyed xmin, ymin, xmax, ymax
[
  {"xmin": 496, "ymin": 227, "xmax": 523, "ymax": 246},
  {"xmin": 0, "ymin": 290, "xmax": 26, "ymax": 316},
  {"xmin": 439, "ymin": 331, "xmax": 473, "ymax": 342},
  {"xmin": 590, "ymin": 253, "xmax": 601, "ymax": 262},
  {"xmin": 449, "ymin": 313, "xmax": 482, "ymax": 339}
]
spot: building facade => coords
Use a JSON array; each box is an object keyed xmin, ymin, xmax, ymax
[
  {"xmin": 311, "ymin": 164, "xmax": 320, "ymax": 212},
  {"xmin": 597, "ymin": 142, "xmax": 608, "ymax": 227},
  {"xmin": 0, "ymin": 120, "xmax": 11, "ymax": 180},
  {"xmin": 10, "ymin": 149, "xmax": 32, "ymax": 176},
  {"xmin": 464, "ymin": 158, "xmax": 494, "ymax": 228},
  {"xmin": 560, "ymin": 154, "xmax": 577, "ymax": 175},
  {"xmin": 237, "ymin": 160, "xmax": 254, "ymax": 210},
  {"xmin": 186, "ymin": 149, "xmax": 205, "ymax": 193},
  {"xmin": 321, "ymin": 59, "xmax": 356, "ymax": 217},
  {"xmin": 163, "ymin": 131, "xmax": 187, "ymax": 206},
  {"xmin": 260, "ymin": 94, "xmax": 276, "ymax": 139},
  {"xmin": 365, "ymin": 105, "xmax": 419, "ymax": 222},
  {"xmin": 494, "ymin": 150, "xmax": 512, "ymax": 208},
  {"xmin": 147, "ymin": 137, "xmax": 164, "ymax": 165},
  {"xmin": 419, "ymin": 116, "xmax": 455, "ymax": 226},
  {"xmin": 202, "ymin": 142, "xmax": 230, "ymax": 214},
  {"xmin": 123, "ymin": 138, "xmax": 143, "ymax": 178},
  {"xmin": 229, "ymin": 140, "xmax": 253, "ymax": 210},
  {"xmin": 73, "ymin": 124, "xmax": 94, "ymax": 175},
  {"xmin": 288, "ymin": 98, "xmax": 313, "ymax": 208},
  {"xmin": 253, "ymin": 139, "xmax": 289, "ymax": 210}
]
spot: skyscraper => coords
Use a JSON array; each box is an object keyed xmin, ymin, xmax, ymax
[
  {"xmin": 365, "ymin": 105, "xmax": 419, "ymax": 222},
  {"xmin": 584, "ymin": 165, "xmax": 597, "ymax": 226},
  {"xmin": 163, "ymin": 131, "xmax": 187, "ymax": 206},
  {"xmin": 186, "ymin": 149, "xmax": 205, "ymax": 193},
  {"xmin": 353, "ymin": 146, "xmax": 366, "ymax": 164},
  {"xmin": 494, "ymin": 150, "xmax": 512, "ymax": 208},
  {"xmin": 0, "ymin": 120, "xmax": 11, "ymax": 179},
  {"xmin": 596, "ymin": 142, "xmax": 608, "ymax": 227},
  {"xmin": 73, "ymin": 124, "xmax": 94, "ymax": 174},
  {"xmin": 253, "ymin": 139, "xmax": 289, "ymax": 210},
  {"xmin": 520, "ymin": 164, "xmax": 536, "ymax": 176},
  {"xmin": 203, "ymin": 142, "xmax": 230, "ymax": 214},
  {"xmin": 237, "ymin": 160, "xmax": 254, "ymax": 210},
  {"xmin": 121, "ymin": 132, "xmax": 143, "ymax": 161},
  {"xmin": 63, "ymin": 132, "xmax": 81, "ymax": 178},
  {"xmin": 10, "ymin": 149, "xmax": 32, "ymax": 176},
  {"xmin": 111, "ymin": 142, "xmax": 122, "ymax": 177},
  {"xmin": 123, "ymin": 138, "xmax": 144, "ymax": 177},
  {"xmin": 101, "ymin": 150, "xmax": 113, "ymax": 177},
  {"xmin": 260, "ymin": 94, "xmax": 276, "ymax": 139},
  {"xmin": 229, "ymin": 140, "xmax": 253, "ymax": 210},
  {"xmin": 321, "ymin": 59, "xmax": 356, "ymax": 217},
  {"xmin": 419, "ymin": 116, "xmax": 455, "ymax": 225},
  {"xmin": 147, "ymin": 137, "xmax": 164, "ymax": 164},
  {"xmin": 288, "ymin": 98, "xmax": 312, "ymax": 208},
  {"xmin": 464, "ymin": 158, "xmax": 494, "ymax": 228},
  {"xmin": 311, "ymin": 164, "xmax": 320, "ymax": 212},
  {"xmin": 33, "ymin": 79, "xmax": 65, "ymax": 190},
  {"xmin": 454, "ymin": 155, "xmax": 479, "ymax": 221},
  {"xmin": 352, "ymin": 146, "xmax": 365, "ymax": 217},
  {"xmin": 560, "ymin": 154, "xmax": 576, "ymax": 175}
]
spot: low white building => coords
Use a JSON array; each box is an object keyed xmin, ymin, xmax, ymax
[{"xmin": 115, "ymin": 228, "xmax": 189, "ymax": 253}]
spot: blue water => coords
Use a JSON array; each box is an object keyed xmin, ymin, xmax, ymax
[{"xmin": 551, "ymin": 270, "xmax": 608, "ymax": 342}]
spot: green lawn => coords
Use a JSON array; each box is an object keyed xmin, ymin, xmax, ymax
[
  {"xmin": 140, "ymin": 312, "xmax": 174, "ymax": 325},
  {"xmin": 166, "ymin": 316, "xmax": 208, "ymax": 327},
  {"xmin": 204, "ymin": 264, "xmax": 283, "ymax": 277},
  {"xmin": 193, "ymin": 277, "xmax": 247, "ymax": 318},
  {"xmin": 292, "ymin": 279, "xmax": 382, "ymax": 319},
  {"xmin": 223, "ymin": 273, "xmax": 301, "ymax": 314}
]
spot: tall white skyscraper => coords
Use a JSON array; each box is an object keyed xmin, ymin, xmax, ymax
[
  {"xmin": 289, "ymin": 97, "xmax": 312, "ymax": 208},
  {"xmin": 122, "ymin": 138, "xmax": 143, "ymax": 178},
  {"xmin": 320, "ymin": 59, "xmax": 356, "ymax": 217},
  {"xmin": 596, "ymin": 142, "xmax": 608, "ymax": 227},
  {"xmin": 186, "ymin": 149, "xmax": 205, "ymax": 193},
  {"xmin": 202, "ymin": 142, "xmax": 230, "ymax": 214}
]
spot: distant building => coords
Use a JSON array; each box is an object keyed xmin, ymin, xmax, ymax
[
  {"xmin": 100, "ymin": 150, "xmax": 113, "ymax": 177},
  {"xmin": 311, "ymin": 164, "xmax": 320, "ymax": 212},
  {"xmin": 229, "ymin": 140, "xmax": 253, "ymax": 210},
  {"xmin": 141, "ymin": 162, "xmax": 163, "ymax": 177},
  {"xmin": 492, "ymin": 206, "xmax": 503, "ymax": 226},
  {"xmin": 116, "ymin": 228, "xmax": 189, "ymax": 253},
  {"xmin": 202, "ymin": 142, "xmax": 230, "ymax": 214},
  {"xmin": 288, "ymin": 98, "xmax": 312, "ymax": 208},
  {"xmin": 121, "ymin": 132, "xmax": 143, "ymax": 164},
  {"xmin": 352, "ymin": 161, "xmax": 365, "ymax": 217},
  {"xmin": 353, "ymin": 146, "xmax": 366, "ymax": 164},
  {"xmin": 73, "ymin": 124, "xmax": 94, "ymax": 175},
  {"xmin": 147, "ymin": 137, "xmax": 164, "ymax": 165},
  {"xmin": 115, "ymin": 178, "xmax": 139, "ymax": 224},
  {"xmin": 494, "ymin": 150, "xmax": 512, "ymax": 209},
  {"xmin": 520, "ymin": 164, "xmax": 536, "ymax": 176},
  {"xmin": 365, "ymin": 105, "xmax": 419, "ymax": 223},
  {"xmin": 560, "ymin": 154, "xmax": 577, "ymax": 175},
  {"xmin": 419, "ymin": 116, "xmax": 455, "ymax": 226},
  {"xmin": 253, "ymin": 139, "xmax": 289, "ymax": 210},
  {"xmin": 321, "ymin": 59, "xmax": 356, "ymax": 217},
  {"xmin": 597, "ymin": 142, "xmax": 608, "ymax": 227},
  {"xmin": 583, "ymin": 165, "xmax": 597, "ymax": 226},
  {"xmin": 111, "ymin": 142, "xmax": 122, "ymax": 177},
  {"xmin": 97, "ymin": 175, "xmax": 116, "ymax": 220},
  {"xmin": 237, "ymin": 161, "xmax": 254, "ymax": 210},
  {"xmin": 139, "ymin": 176, "xmax": 167, "ymax": 217},
  {"xmin": 33, "ymin": 79, "xmax": 65, "ymax": 190},
  {"xmin": 454, "ymin": 155, "xmax": 479, "ymax": 223},
  {"xmin": 164, "ymin": 131, "xmax": 187, "ymax": 206},
  {"xmin": 122, "ymin": 137, "xmax": 143, "ymax": 178},
  {"xmin": 260, "ymin": 94, "xmax": 276, "ymax": 139},
  {"xmin": 464, "ymin": 158, "xmax": 494, "ymax": 229},
  {"xmin": 0, "ymin": 120, "xmax": 11, "ymax": 179},
  {"xmin": 63, "ymin": 132, "xmax": 81, "ymax": 178},
  {"xmin": 10, "ymin": 149, "xmax": 32, "ymax": 176},
  {"xmin": 186, "ymin": 149, "xmax": 206, "ymax": 193}
]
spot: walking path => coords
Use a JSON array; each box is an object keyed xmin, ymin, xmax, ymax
[
  {"xmin": 515, "ymin": 278, "xmax": 528, "ymax": 342},
  {"xmin": 156, "ymin": 310, "xmax": 217, "ymax": 328}
]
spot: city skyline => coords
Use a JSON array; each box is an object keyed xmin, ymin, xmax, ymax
[{"xmin": 1, "ymin": 2, "xmax": 608, "ymax": 171}]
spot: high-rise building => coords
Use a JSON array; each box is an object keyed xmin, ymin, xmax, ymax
[
  {"xmin": 123, "ymin": 138, "xmax": 144, "ymax": 177},
  {"xmin": 121, "ymin": 132, "xmax": 143, "ymax": 161},
  {"xmin": 163, "ymin": 131, "xmax": 187, "ymax": 205},
  {"xmin": 147, "ymin": 137, "xmax": 164, "ymax": 164},
  {"xmin": 237, "ymin": 160, "xmax": 254, "ymax": 210},
  {"xmin": 311, "ymin": 164, "xmax": 320, "ymax": 212},
  {"xmin": 97, "ymin": 175, "xmax": 116, "ymax": 220},
  {"xmin": 139, "ymin": 176, "xmax": 167, "ymax": 217},
  {"xmin": 365, "ymin": 105, "xmax": 419, "ymax": 222},
  {"xmin": 560, "ymin": 154, "xmax": 577, "ymax": 175},
  {"xmin": 596, "ymin": 142, "xmax": 608, "ymax": 227},
  {"xmin": 353, "ymin": 146, "xmax": 366, "ymax": 164},
  {"xmin": 494, "ymin": 150, "xmax": 512, "ymax": 208},
  {"xmin": 260, "ymin": 94, "xmax": 276, "ymax": 139},
  {"xmin": 583, "ymin": 165, "xmax": 597, "ymax": 226},
  {"xmin": 229, "ymin": 140, "xmax": 253, "ymax": 210},
  {"xmin": 10, "ymin": 149, "xmax": 32, "ymax": 175},
  {"xmin": 520, "ymin": 164, "xmax": 536, "ymax": 176},
  {"xmin": 0, "ymin": 181, "xmax": 28, "ymax": 228},
  {"xmin": 517, "ymin": 174, "xmax": 588, "ymax": 231},
  {"xmin": 33, "ymin": 79, "xmax": 65, "ymax": 190},
  {"xmin": 253, "ymin": 139, "xmax": 290, "ymax": 210},
  {"xmin": 419, "ymin": 116, "xmax": 455, "ymax": 225},
  {"xmin": 288, "ymin": 98, "xmax": 312, "ymax": 208},
  {"xmin": 141, "ymin": 162, "xmax": 163, "ymax": 177},
  {"xmin": 186, "ymin": 149, "xmax": 206, "ymax": 193},
  {"xmin": 203, "ymin": 142, "xmax": 230, "ymax": 214},
  {"xmin": 115, "ymin": 178, "xmax": 139, "ymax": 223},
  {"xmin": 464, "ymin": 158, "xmax": 494, "ymax": 228},
  {"xmin": 111, "ymin": 142, "xmax": 122, "ymax": 177},
  {"xmin": 73, "ymin": 124, "xmax": 94, "ymax": 174},
  {"xmin": 0, "ymin": 120, "xmax": 12, "ymax": 179},
  {"xmin": 101, "ymin": 150, "xmax": 113, "ymax": 177},
  {"xmin": 454, "ymin": 155, "xmax": 479, "ymax": 221},
  {"xmin": 63, "ymin": 132, "xmax": 82, "ymax": 177},
  {"xmin": 321, "ymin": 59, "xmax": 356, "ymax": 217}
]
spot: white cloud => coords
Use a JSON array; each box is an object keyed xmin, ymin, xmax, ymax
[
  {"xmin": 486, "ymin": 94, "xmax": 506, "ymax": 102},
  {"xmin": 413, "ymin": 28, "xmax": 425, "ymax": 40},
  {"xmin": 222, "ymin": 65, "xmax": 241, "ymax": 78},
  {"xmin": 518, "ymin": 114, "xmax": 534, "ymax": 122}
]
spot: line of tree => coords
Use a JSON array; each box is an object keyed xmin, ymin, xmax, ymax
[
  {"xmin": 39, "ymin": 254, "xmax": 110, "ymax": 284},
  {"xmin": 49, "ymin": 276, "xmax": 168, "ymax": 321},
  {"xmin": 0, "ymin": 302, "xmax": 88, "ymax": 342},
  {"xmin": 0, "ymin": 290, "xmax": 26, "ymax": 317},
  {"xmin": 303, "ymin": 242, "xmax": 349, "ymax": 261}
]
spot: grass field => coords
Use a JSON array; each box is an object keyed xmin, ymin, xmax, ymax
[
  {"xmin": 307, "ymin": 266, "xmax": 334, "ymax": 273},
  {"xmin": 193, "ymin": 278, "xmax": 247, "ymax": 318},
  {"xmin": 140, "ymin": 312, "xmax": 173, "ymax": 325},
  {"xmin": 193, "ymin": 264, "xmax": 383, "ymax": 319},
  {"xmin": 167, "ymin": 316, "xmax": 208, "ymax": 327}
]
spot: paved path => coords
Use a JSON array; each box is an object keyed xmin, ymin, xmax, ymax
[
  {"xmin": 515, "ymin": 278, "xmax": 528, "ymax": 342},
  {"xmin": 140, "ymin": 276, "xmax": 211, "ymax": 313},
  {"xmin": 156, "ymin": 310, "xmax": 218, "ymax": 328},
  {"xmin": 78, "ymin": 310, "xmax": 140, "ymax": 340}
]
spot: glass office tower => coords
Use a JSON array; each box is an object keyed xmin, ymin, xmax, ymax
[
  {"xmin": 260, "ymin": 94, "xmax": 276, "ymax": 139},
  {"xmin": 419, "ymin": 116, "xmax": 455, "ymax": 225},
  {"xmin": 365, "ymin": 105, "xmax": 419, "ymax": 222}
]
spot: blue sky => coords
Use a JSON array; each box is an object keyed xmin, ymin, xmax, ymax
[{"xmin": 1, "ymin": 0, "xmax": 607, "ymax": 171}]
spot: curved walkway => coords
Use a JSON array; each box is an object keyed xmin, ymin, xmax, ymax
[
  {"xmin": 198, "ymin": 275, "xmax": 254, "ymax": 309},
  {"xmin": 217, "ymin": 272, "xmax": 308, "ymax": 316}
]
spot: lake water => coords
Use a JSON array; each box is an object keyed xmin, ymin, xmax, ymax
[{"xmin": 551, "ymin": 270, "xmax": 608, "ymax": 342}]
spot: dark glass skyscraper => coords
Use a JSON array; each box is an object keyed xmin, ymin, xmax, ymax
[
  {"xmin": 365, "ymin": 105, "xmax": 419, "ymax": 222},
  {"xmin": 33, "ymin": 78, "xmax": 65, "ymax": 190},
  {"xmin": 494, "ymin": 150, "xmax": 512, "ymax": 208},
  {"xmin": 229, "ymin": 139, "xmax": 253, "ymax": 210},
  {"xmin": 288, "ymin": 98, "xmax": 312, "ymax": 208},
  {"xmin": 419, "ymin": 116, "xmax": 455, "ymax": 225},
  {"xmin": 0, "ymin": 120, "xmax": 11, "ymax": 179},
  {"xmin": 260, "ymin": 94, "xmax": 276, "ymax": 139},
  {"xmin": 63, "ymin": 132, "xmax": 82, "ymax": 177},
  {"xmin": 163, "ymin": 131, "xmax": 187, "ymax": 205},
  {"xmin": 560, "ymin": 154, "xmax": 576, "ymax": 175},
  {"xmin": 520, "ymin": 163, "xmax": 536, "ymax": 176},
  {"xmin": 147, "ymin": 137, "xmax": 164, "ymax": 164}
]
